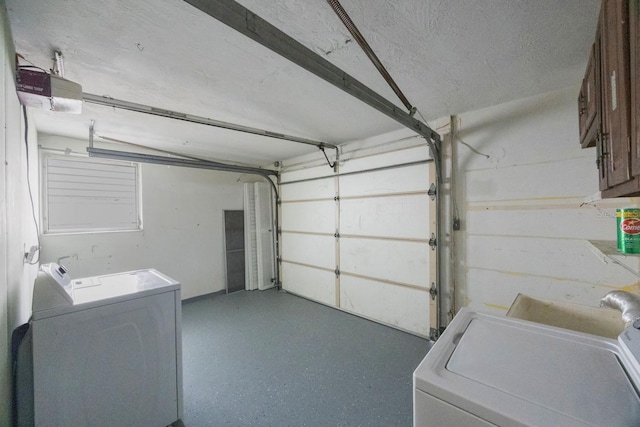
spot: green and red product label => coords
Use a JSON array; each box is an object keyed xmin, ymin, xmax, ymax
[{"xmin": 617, "ymin": 209, "xmax": 640, "ymax": 254}]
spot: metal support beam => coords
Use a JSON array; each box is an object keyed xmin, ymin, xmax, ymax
[
  {"xmin": 83, "ymin": 93, "xmax": 337, "ymax": 150},
  {"xmin": 87, "ymin": 147, "xmax": 278, "ymax": 176},
  {"xmin": 182, "ymin": 0, "xmax": 441, "ymax": 147}
]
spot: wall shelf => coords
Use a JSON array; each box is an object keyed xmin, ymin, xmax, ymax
[{"xmin": 587, "ymin": 240, "xmax": 640, "ymax": 279}]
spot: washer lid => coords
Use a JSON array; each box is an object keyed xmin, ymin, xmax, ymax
[
  {"xmin": 415, "ymin": 309, "xmax": 640, "ymax": 426},
  {"xmin": 32, "ymin": 268, "xmax": 180, "ymax": 320},
  {"xmin": 72, "ymin": 269, "xmax": 179, "ymax": 304}
]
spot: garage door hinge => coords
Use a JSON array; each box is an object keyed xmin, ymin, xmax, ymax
[
  {"xmin": 335, "ymin": 267, "xmax": 340, "ymax": 278},
  {"xmin": 429, "ymin": 328, "xmax": 439, "ymax": 341},
  {"xmin": 277, "ymin": 227, "xmax": 282, "ymax": 235},
  {"xmin": 429, "ymin": 233, "xmax": 437, "ymax": 250},
  {"xmin": 429, "ymin": 282, "xmax": 438, "ymax": 300},
  {"xmin": 334, "ymin": 230, "xmax": 340, "ymax": 239},
  {"xmin": 334, "ymin": 195, "xmax": 340, "ymax": 202},
  {"xmin": 277, "ymin": 256, "xmax": 282, "ymax": 264},
  {"xmin": 428, "ymin": 183, "xmax": 437, "ymax": 200}
]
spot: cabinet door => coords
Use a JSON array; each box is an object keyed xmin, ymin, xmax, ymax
[
  {"xmin": 593, "ymin": 14, "xmax": 608, "ymax": 191},
  {"xmin": 579, "ymin": 43, "xmax": 600, "ymax": 148},
  {"xmin": 578, "ymin": 80, "xmax": 587, "ymax": 143},
  {"xmin": 602, "ymin": 0, "xmax": 631, "ymax": 187},
  {"xmin": 631, "ymin": 0, "xmax": 640, "ymax": 176}
]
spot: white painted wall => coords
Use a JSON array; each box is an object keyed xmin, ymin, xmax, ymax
[
  {"xmin": 454, "ymin": 85, "xmax": 640, "ymax": 315},
  {"xmin": 38, "ymin": 135, "xmax": 250, "ymax": 300},
  {"xmin": 1, "ymin": 1, "xmax": 40, "ymax": 423}
]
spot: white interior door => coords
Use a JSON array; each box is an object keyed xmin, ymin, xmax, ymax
[
  {"xmin": 244, "ymin": 182, "xmax": 275, "ymax": 291},
  {"xmin": 255, "ymin": 182, "xmax": 274, "ymax": 290},
  {"xmin": 244, "ymin": 183, "xmax": 258, "ymax": 291}
]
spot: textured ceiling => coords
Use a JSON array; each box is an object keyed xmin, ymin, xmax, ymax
[{"xmin": 6, "ymin": 0, "xmax": 600, "ymax": 166}]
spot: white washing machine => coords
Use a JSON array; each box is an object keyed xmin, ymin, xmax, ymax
[
  {"xmin": 413, "ymin": 308, "xmax": 640, "ymax": 426},
  {"xmin": 18, "ymin": 263, "xmax": 182, "ymax": 427}
]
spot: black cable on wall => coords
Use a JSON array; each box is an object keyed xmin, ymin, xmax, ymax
[{"xmin": 22, "ymin": 105, "xmax": 40, "ymax": 265}]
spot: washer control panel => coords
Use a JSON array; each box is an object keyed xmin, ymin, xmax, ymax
[
  {"xmin": 619, "ymin": 322, "xmax": 640, "ymax": 376},
  {"xmin": 32, "ymin": 262, "xmax": 74, "ymax": 313}
]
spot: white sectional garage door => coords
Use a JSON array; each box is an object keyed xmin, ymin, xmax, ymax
[
  {"xmin": 280, "ymin": 172, "xmax": 338, "ymax": 306},
  {"xmin": 279, "ymin": 144, "xmax": 435, "ymax": 336}
]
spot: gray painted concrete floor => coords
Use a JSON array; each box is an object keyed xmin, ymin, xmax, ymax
[{"xmin": 181, "ymin": 289, "xmax": 431, "ymax": 427}]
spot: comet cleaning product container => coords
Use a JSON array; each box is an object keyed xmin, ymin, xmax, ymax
[{"xmin": 617, "ymin": 209, "xmax": 640, "ymax": 253}]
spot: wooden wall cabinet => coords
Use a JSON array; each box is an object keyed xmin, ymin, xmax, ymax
[
  {"xmin": 631, "ymin": 0, "xmax": 640, "ymax": 177},
  {"xmin": 581, "ymin": 0, "xmax": 639, "ymax": 197}
]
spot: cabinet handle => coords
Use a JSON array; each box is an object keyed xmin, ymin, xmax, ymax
[
  {"xmin": 596, "ymin": 129, "xmax": 608, "ymax": 172},
  {"xmin": 578, "ymin": 94, "xmax": 586, "ymax": 115}
]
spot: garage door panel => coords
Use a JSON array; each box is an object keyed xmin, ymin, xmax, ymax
[
  {"xmin": 281, "ymin": 177, "xmax": 335, "ymax": 201},
  {"xmin": 281, "ymin": 201, "xmax": 335, "ymax": 233},
  {"xmin": 340, "ymin": 238, "xmax": 429, "ymax": 288},
  {"xmin": 282, "ymin": 233, "xmax": 335, "ymax": 270},
  {"xmin": 340, "ymin": 146, "xmax": 431, "ymax": 174},
  {"xmin": 340, "ymin": 164, "xmax": 429, "ymax": 197},
  {"xmin": 280, "ymin": 165, "xmax": 332, "ymax": 183},
  {"xmin": 282, "ymin": 262, "xmax": 336, "ymax": 306},
  {"xmin": 340, "ymin": 275, "xmax": 429, "ymax": 336},
  {"xmin": 340, "ymin": 196, "xmax": 430, "ymax": 239}
]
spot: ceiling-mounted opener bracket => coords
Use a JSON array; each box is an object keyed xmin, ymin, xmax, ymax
[
  {"xmin": 89, "ymin": 120, "xmax": 95, "ymax": 148},
  {"xmin": 319, "ymin": 145, "xmax": 338, "ymax": 171},
  {"xmin": 52, "ymin": 50, "xmax": 65, "ymax": 77}
]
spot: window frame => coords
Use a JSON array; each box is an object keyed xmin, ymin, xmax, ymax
[{"xmin": 40, "ymin": 151, "xmax": 143, "ymax": 235}]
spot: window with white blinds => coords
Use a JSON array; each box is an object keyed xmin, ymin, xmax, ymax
[{"xmin": 42, "ymin": 154, "xmax": 141, "ymax": 233}]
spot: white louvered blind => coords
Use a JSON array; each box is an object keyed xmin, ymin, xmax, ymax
[
  {"xmin": 43, "ymin": 154, "xmax": 141, "ymax": 233},
  {"xmin": 243, "ymin": 182, "xmax": 274, "ymax": 291},
  {"xmin": 244, "ymin": 183, "xmax": 259, "ymax": 290}
]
